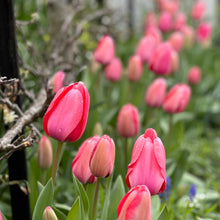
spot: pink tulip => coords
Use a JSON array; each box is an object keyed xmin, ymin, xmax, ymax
[
  {"xmin": 126, "ymin": 128, "xmax": 166, "ymax": 195},
  {"xmin": 196, "ymin": 22, "xmax": 212, "ymax": 43},
  {"xmin": 117, "ymin": 185, "xmax": 152, "ymax": 220},
  {"xmin": 43, "ymin": 206, "xmax": 58, "ymax": 220},
  {"xmin": 158, "ymin": 11, "xmax": 173, "ymax": 33},
  {"xmin": 163, "ymin": 84, "xmax": 191, "ymax": 113},
  {"xmin": 38, "ymin": 136, "xmax": 53, "ymax": 169},
  {"xmin": 117, "ymin": 104, "xmax": 140, "ymax": 138},
  {"xmin": 93, "ymin": 35, "xmax": 115, "ymax": 65},
  {"xmin": 149, "ymin": 42, "xmax": 172, "ymax": 75},
  {"xmin": 90, "ymin": 135, "xmax": 115, "ymax": 177},
  {"xmin": 127, "ymin": 55, "xmax": 143, "ymax": 81},
  {"xmin": 181, "ymin": 25, "xmax": 195, "ymax": 48},
  {"xmin": 0, "ymin": 211, "xmax": 2, "ymax": 220},
  {"xmin": 145, "ymin": 26, "xmax": 162, "ymax": 45},
  {"xmin": 169, "ymin": 32, "xmax": 184, "ymax": 52},
  {"xmin": 104, "ymin": 58, "xmax": 122, "ymax": 82},
  {"xmin": 72, "ymin": 136, "xmax": 99, "ymax": 184},
  {"xmin": 43, "ymin": 82, "xmax": 90, "ymax": 142},
  {"xmin": 171, "ymin": 50, "xmax": 179, "ymax": 73},
  {"xmin": 164, "ymin": 0, "xmax": 179, "ymax": 15},
  {"xmin": 191, "ymin": 1, "xmax": 205, "ymax": 21},
  {"xmin": 173, "ymin": 12, "xmax": 186, "ymax": 31},
  {"xmin": 52, "ymin": 71, "xmax": 65, "ymax": 93},
  {"xmin": 187, "ymin": 66, "xmax": 201, "ymax": 85},
  {"xmin": 145, "ymin": 78, "xmax": 167, "ymax": 108}
]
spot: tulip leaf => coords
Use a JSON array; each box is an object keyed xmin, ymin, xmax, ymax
[
  {"xmin": 52, "ymin": 206, "xmax": 67, "ymax": 220},
  {"xmin": 107, "ymin": 175, "xmax": 125, "ymax": 220},
  {"xmin": 67, "ymin": 197, "xmax": 81, "ymax": 220},
  {"xmin": 32, "ymin": 178, "xmax": 54, "ymax": 220},
  {"xmin": 157, "ymin": 204, "xmax": 170, "ymax": 220}
]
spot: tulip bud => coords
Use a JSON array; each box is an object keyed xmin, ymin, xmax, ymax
[
  {"xmin": 149, "ymin": 42, "xmax": 172, "ymax": 75},
  {"xmin": 144, "ymin": 12, "xmax": 157, "ymax": 29},
  {"xmin": 169, "ymin": 32, "xmax": 184, "ymax": 52},
  {"xmin": 117, "ymin": 104, "xmax": 140, "ymax": 138},
  {"xmin": 43, "ymin": 82, "xmax": 90, "ymax": 142},
  {"xmin": 127, "ymin": 55, "xmax": 143, "ymax": 82},
  {"xmin": 93, "ymin": 35, "xmax": 115, "ymax": 65},
  {"xmin": 93, "ymin": 122, "xmax": 103, "ymax": 136},
  {"xmin": 171, "ymin": 50, "xmax": 179, "ymax": 73},
  {"xmin": 72, "ymin": 136, "xmax": 99, "ymax": 184},
  {"xmin": 191, "ymin": 1, "xmax": 205, "ymax": 21},
  {"xmin": 52, "ymin": 71, "xmax": 65, "ymax": 93},
  {"xmin": 43, "ymin": 206, "xmax": 58, "ymax": 220},
  {"xmin": 163, "ymin": 84, "xmax": 191, "ymax": 114},
  {"xmin": 181, "ymin": 25, "xmax": 195, "ymax": 49},
  {"xmin": 145, "ymin": 26, "xmax": 161, "ymax": 45},
  {"xmin": 117, "ymin": 185, "xmax": 152, "ymax": 220},
  {"xmin": 90, "ymin": 135, "xmax": 115, "ymax": 178},
  {"xmin": 158, "ymin": 11, "xmax": 173, "ymax": 33},
  {"xmin": 196, "ymin": 22, "xmax": 212, "ymax": 46},
  {"xmin": 126, "ymin": 128, "xmax": 166, "ymax": 195},
  {"xmin": 104, "ymin": 58, "xmax": 122, "ymax": 82},
  {"xmin": 173, "ymin": 12, "xmax": 186, "ymax": 31},
  {"xmin": 145, "ymin": 78, "xmax": 167, "ymax": 108},
  {"xmin": 187, "ymin": 66, "xmax": 201, "ymax": 85},
  {"xmin": 38, "ymin": 136, "xmax": 53, "ymax": 169}
]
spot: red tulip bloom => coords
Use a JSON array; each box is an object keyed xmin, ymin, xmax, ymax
[
  {"xmin": 104, "ymin": 58, "xmax": 122, "ymax": 82},
  {"xmin": 196, "ymin": 22, "xmax": 212, "ymax": 43},
  {"xmin": 187, "ymin": 66, "xmax": 201, "ymax": 85},
  {"xmin": 43, "ymin": 82, "xmax": 90, "ymax": 142}
]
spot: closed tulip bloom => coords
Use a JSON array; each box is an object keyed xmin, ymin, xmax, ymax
[
  {"xmin": 163, "ymin": 84, "xmax": 191, "ymax": 113},
  {"xmin": 117, "ymin": 185, "xmax": 152, "ymax": 220},
  {"xmin": 117, "ymin": 104, "xmax": 140, "ymax": 138},
  {"xmin": 169, "ymin": 32, "xmax": 184, "ymax": 52},
  {"xmin": 72, "ymin": 136, "xmax": 99, "ymax": 184},
  {"xmin": 158, "ymin": 11, "xmax": 173, "ymax": 33},
  {"xmin": 173, "ymin": 12, "xmax": 186, "ymax": 31},
  {"xmin": 181, "ymin": 25, "xmax": 195, "ymax": 48},
  {"xmin": 187, "ymin": 66, "xmax": 201, "ymax": 85},
  {"xmin": 93, "ymin": 35, "xmax": 115, "ymax": 65},
  {"xmin": 126, "ymin": 128, "xmax": 166, "ymax": 195},
  {"xmin": 52, "ymin": 71, "xmax": 65, "ymax": 93},
  {"xmin": 90, "ymin": 135, "xmax": 115, "ymax": 178},
  {"xmin": 43, "ymin": 206, "xmax": 58, "ymax": 220},
  {"xmin": 171, "ymin": 50, "xmax": 179, "ymax": 73},
  {"xmin": 104, "ymin": 58, "xmax": 122, "ymax": 82},
  {"xmin": 196, "ymin": 22, "xmax": 212, "ymax": 44},
  {"xmin": 127, "ymin": 55, "xmax": 143, "ymax": 82},
  {"xmin": 43, "ymin": 82, "xmax": 90, "ymax": 142},
  {"xmin": 145, "ymin": 12, "xmax": 157, "ymax": 29},
  {"xmin": 145, "ymin": 26, "xmax": 162, "ymax": 45},
  {"xmin": 149, "ymin": 42, "xmax": 172, "ymax": 75},
  {"xmin": 191, "ymin": 1, "xmax": 205, "ymax": 21},
  {"xmin": 38, "ymin": 136, "xmax": 53, "ymax": 169},
  {"xmin": 145, "ymin": 78, "xmax": 167, "ymax": 108}
]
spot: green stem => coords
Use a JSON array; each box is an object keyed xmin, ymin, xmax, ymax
[
  {"xmin": 167, "ymin": 114, "xmax": 173, "ymax": 154},
  {"xmin": 92, "ymin": 178, "xmax": 101, "ymax": 220},
  {"xmin": 40, "ymin": 169, "xmax": 47, "ymax": 185},
  {"xmin": 51, "ymin": 141, "xmax": 63, "ymax": 185}
]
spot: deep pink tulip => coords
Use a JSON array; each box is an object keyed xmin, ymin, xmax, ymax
[
  {"xmin": 149, "ymin": 42, "xmax": 172, "ymax": 75},
  {"xmin": 104, "ymin": 58, "xmax": 122, "ymax": 82},
  {"xmin": 196, "ymin": 22, "xmax": 212, "ymax": 43},
  {"xmin": 169, "ymin": 32, "xmax": 184, "ymax": 52},
  {"xmin": 0, "ymin": 211, "xmax": 2, "ymax": 220},
  {"xmin": 117, "ymin": 185, "xmax": 152, "ymax": 220},
  {"xmin": 158, "ymin": 11, "xmax": 173, "ymax": 33},
  {"xmin": 145, "ymin": 78, "xmax": 167, "ymax": 108},
  {"xmin": 52, "ymin": 71, "xmax": 65, "ymax": 93},
  {"xmin": 90, "ymin": 135, "xmax": 115, "ymax": 178},
  {"xmin": 171, "ymin": 49, "xmax": 179, "ymax": 73},
  {"xmin": 181, "ymin": 25, "xmax": 195, "ymax": 48},
  {"xmin": 93, "ymin": 35, "xmax": 115, "ymax": 65},
  {"xmin": 191, "ymin": 1, "xmax": 205, "ymax": 21},
  {"xmin": 163, "ymin": 84, "xmax": 191, "ymax": 113},
  {"xmin": 117, "ymin": 104, "xmax": 140, "ymax": 138},
  {"xmin": 126, "ymin": 128, "xmax": 166, "ymax": 195},
  {"xmin": 127, "ymin": 55, "xmax": 143, "ymax": 82},
  {"xmin": 187, "ymin": 66, "xmax": 201, "ymax": 85},
  {"xmin": 173, "ymin": 12, "xmax": 186, "ymax": 31},
  {"xmin": 43, "ymin": 82, "xmax": 90, "ymax": 142},
  {"xmin": 38, "ymin": 136, "xmax": 53, "ymax": 170},
  {"xmin": 72, "ymin": 136, "xmax": 99, "ymax": 184}
]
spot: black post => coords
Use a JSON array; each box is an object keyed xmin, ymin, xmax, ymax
[{"xmin": 0, "ymin": 1, "xmax": 31, "ymax": 219}]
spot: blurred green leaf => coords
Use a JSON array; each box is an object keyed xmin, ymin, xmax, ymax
[
  {"xmin": 151, "ymin": 195, "xmax": 161, "ymax": 220},
  {"xmin": 67, "ymin": 197, "xmax": 81, "ymax": 220},
  {"xmin": 157, "ymin": 205, "xmax": 170, "ymax": 220},
  {"xmin": 52, "ymin": 206, "xmax": 67, "ymax": 220}
]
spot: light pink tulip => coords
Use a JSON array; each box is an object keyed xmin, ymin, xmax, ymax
[
  {"xmin": 117, "ymin": 104, "xmax": 140, "ymax": 138},
  {"xmin": 126, "ymin": 128, "xmax": 166, "ymax": 195},
  {"xmin": 169, "ymin": 32, "xmax": 184, "ymax": 52},
  {"xmin": 196, "ymin": 22, "xmax": 212, "ymax": 43},
  {"xmin": 72, "ymin": 136, "xmax": 99, "ymax": 184},
  {"xmin": 145, "ymin": 12, "xmax": 157, "ymax": 29},
  {"xmin": 145, "ymin": 26, "xmax": 162, "ymax": 45},
  {"xmin": 43, "ymin": 206, "xmax": 58, "ymax": 220},
  {"xmin": 171, "ymin": 49, "xmax": 179, "ymax": 73},
  {"xmin": 181, "ymin": 25, "xmax": 195, "ymax": 48},
  {"xmin": 158, "ymin": 11, "xmax": 173, "ymax": 33},
  {"xmin": 104, "ymin": 58, "xmax": 122, "ymax": 82},
  {"xmin": 173, "ymin": 12, "xmax": 186, "ymax": 31},
  {"xmin": 90, "ymin": 135, "xmax": 115, "ymax": 178},
  {"xmin": 127, "ymin": 55, "xmax": 143, "ymax": 82},
  {"xmin": 52, "ymin": 71, "xmax": 65, "ymax": 93},
  {"xmin": 93, "ymin": 35, "xmax": 115, "ymax": 65},
  {"xmin": 145, "ymin": 78, "xmax": 167, "ymax": 108},
  {"xmin": 117, "ymin": 185, "xmax": 152, "ymax": 220},
  {"xmin": 187, "ymin": 66, "xmax": 201, "ymax": 85},
  {"xmin": 191, "ymin": 1, "xmax": 206, "ymax": 21},
  {"xmin": 163, "ymin": 84, "xmax": 191, "ymax": 113}
]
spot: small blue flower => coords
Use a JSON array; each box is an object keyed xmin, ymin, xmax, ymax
[
  {"xmin": 189, "ymin": 184, "xmax": 197, "ymax": 201},
  {"xmin": 159, "ymin": 176, "xmax": 171, "ymax": 201}
]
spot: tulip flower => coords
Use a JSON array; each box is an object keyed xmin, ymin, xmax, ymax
[
  {"xmin": 37, "ymin": 136, "xmax": 53, "ymax": 170},
  {"xmin": 52, "ymin": 71, "xmax": 65, "ymax": 93},
  {"xmin": 173, "ymin": 12, "xmax": 186, "ymax": 31},
  {"xmin": 163, "ymin": 84, "xmax": 191, "ymax": 113},
  {"xmin": 127, "ymin": 55, "xmax": 143, "ymax": 81},
  {"xmin": 90, "ymin": 135, "xmax": 115, "ymax": 178},
  {"xmin": 145, "ymin": 12, "xmax": 157, "ymax": 29},
  {"xmin": 169, "ymin": 32, "xmax": 184, "ymax": 52},
  {"xmin": 93, "ymin": 35, "xmax": 115, "ymax": 65},
  {"xmin": 149, "ymin": 42, "xmax": 172, "ymax": 75},
  {"xmin": 43, "ymin": 82, "xmax": 90, "ymax": 142},
  {"xmin": 43, "ymin": 206, "xmax": 58, "ymax": 220},
  {"xmin": 104, "ymin": 57, "xmax": 122, "ymax": 82},
  {"xmin": 196, "ymin": 22, "xmax": 212, "ymax": 45},
  {"xmin": 171, "ymin": 50, "xmax": 179, "ymax": 73},
  {"xmin": 145, "ymin": 26, "xmax": 162, "ymax": 45},
  {"xmin": 158, "ymin": 11, "xmax": 173, "ymax": 33},
  {"xmin": 0, "ymin": 211, "xmax": 2, "ymax": 220},
  {"xmin": 187, "ymin": 66, "xmax": 201, "ymax": 85},
  {"xmin": 72, "ymin": 136, "xmax": 99, "ymax": 184},
  {"xmin": 145, "ymin": 78, "xmax": 167, "ymax": 108},
  {"xmin": 117, "ymin": 185, "xmax": 152, "ymax": 220},
  {"xmin": 126, "ymin": 128, "xmax": 166, "ymax": 195},
  {"xmin": 181, "ymin": 25, "xmax": 195, "ymax": 48},
  {"xmin": 117, "ymin": 104, "xmax": 140, "ymax": 138},
  {"xmin": 191, "ymin": 1, "xmax": 205, "ymax": 21}
]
